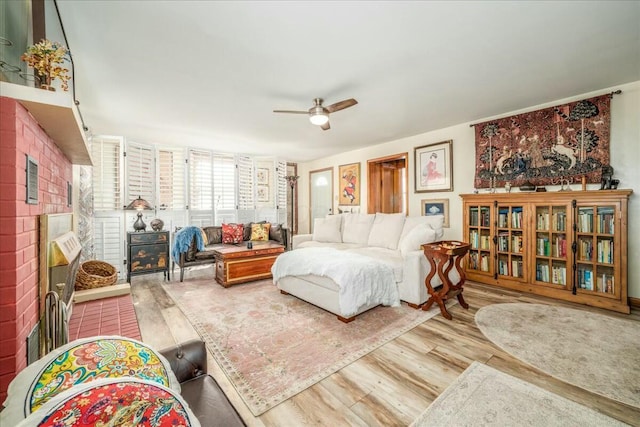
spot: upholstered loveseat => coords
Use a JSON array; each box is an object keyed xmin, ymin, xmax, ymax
[
  {"xmin": 173, "ymin": 222, "xmax": 287, "ymax": 282},
  {"xmin": 273, "ymin": 212, "xmax": 455, "ymax": 320}
]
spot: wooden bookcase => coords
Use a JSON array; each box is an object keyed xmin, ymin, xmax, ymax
[{"xmin": 461, "ymin": 190, "xmax": 632, "ymax": 313}]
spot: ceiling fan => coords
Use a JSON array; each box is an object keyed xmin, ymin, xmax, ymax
[{"xmin": 273, "ymin": 97, "xmax": 358, "ymax": 130}]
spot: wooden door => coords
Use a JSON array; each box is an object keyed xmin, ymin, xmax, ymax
[{"xmin": 367, "ymin": 153, "xmax": 408, "ymax": 214}]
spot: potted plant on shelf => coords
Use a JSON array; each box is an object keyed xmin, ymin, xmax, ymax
[{"xmin": 21, "ymin": 39, "xmax": 70, "ymax": 91}]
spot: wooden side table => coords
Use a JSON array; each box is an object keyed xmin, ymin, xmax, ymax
[{"xmin": 421, "ymin": 240, "xmax": 470, "ymax": 320}]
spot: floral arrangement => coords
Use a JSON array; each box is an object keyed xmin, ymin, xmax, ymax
[{"xmin": 21, "ymin": 39, "xmax": 70, "ymax": 91}]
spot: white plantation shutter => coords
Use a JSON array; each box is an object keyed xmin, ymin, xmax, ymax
[
  {"xmin": 93, "ymin": 215, "xmax": 124, "ymax": 277},
  {"xmin": 276, "ymin": 160, "xmax": 288, "ymax": 225},
  {"xmin": 189, "ymin": 149, "xmax": 213, "ymax": 211},
  {"xmin": 91, "ymin": 136, "xmax": 122, "ymax": 211},
  {"xmin": 158, "ymin": 148, "xmax": 186, "ymax": 210},
  {"xmin": 237, "ymin": 155, "xmax": 255, "ymax": 223},
  {"xmin": 126, "ymin": 142, "xmax": 155, "ymax": 207},
  {"xmin": 213, "ymin": 155, "xmax": 235, "ymax": 210}
]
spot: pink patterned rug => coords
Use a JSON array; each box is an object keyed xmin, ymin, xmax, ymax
[{"xmin": 163, "ymin": 278, "xmax": 450, "ymax": 415}]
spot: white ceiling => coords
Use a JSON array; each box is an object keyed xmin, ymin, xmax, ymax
[{"xmin": 56, "ymin": 1, "xmax": 640, "ymax": 163}]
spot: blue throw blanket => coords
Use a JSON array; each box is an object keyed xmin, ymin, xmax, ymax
[{"xmin": 172, "ymin": 226, "xmax": 205, "ymax": 264}]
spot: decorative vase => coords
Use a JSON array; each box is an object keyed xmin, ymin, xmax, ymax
[{"xmin": 150, "ymin": 218, "xmax": 164, "ymax": 231}]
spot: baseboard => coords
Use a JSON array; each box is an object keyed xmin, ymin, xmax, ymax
[{"xmin": 629, "ymin": 297, "xmax": 640, "ymax": 309}]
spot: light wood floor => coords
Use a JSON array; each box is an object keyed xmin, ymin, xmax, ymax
[{"xmin": 131, "ymin": 266, "xmax": 640, "ymax": 427}]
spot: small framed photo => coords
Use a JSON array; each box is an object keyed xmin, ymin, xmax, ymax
[
  {"xmin": 421, "ymin": 198, "xmax": 449, "ymax": 228},
  {"xmin": 257, "ymin": 185, "xmax": 269, "ymax": 202},
  {"xmin": 338, "ymin": 162, "xmax": 360, "ymax": 206},
  {"xmin": 256, "ymin": 168, "xmax": 269, "ymax": 185},
  {"xmin": 414, "ymin": 140, "xmax": 453, "ymax": 193}
]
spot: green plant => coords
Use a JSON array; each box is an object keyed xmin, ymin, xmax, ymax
[{"xmin": 21, "ymin": 39, "xmax": 70, "ymax": 91}]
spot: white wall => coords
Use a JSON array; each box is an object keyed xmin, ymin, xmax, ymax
[{"xmin": 297, "ymin": 81, "xmax": 640, "ymax": 298}]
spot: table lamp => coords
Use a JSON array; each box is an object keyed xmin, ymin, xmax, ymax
[{"xmin": 125, "ymin": 196, "xmax": 153, "ymax": 231}]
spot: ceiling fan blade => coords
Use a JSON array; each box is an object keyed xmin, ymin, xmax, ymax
[
  {"xmin": 321, "ymin": 121, "xmax": 331, "ymax": 131},
  {"xmin": 326, "ymin": 98, "xmax": 357, "ymax": 113},
  {"xmin": 273, "ymin": 110, "xmax": 308, "ymax": 114}
]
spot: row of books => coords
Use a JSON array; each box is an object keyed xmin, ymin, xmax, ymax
[
  {"xmin": 596, "ymin": 239, "xmax": 614, "ymax": 264},
  {"xmin": 596, "ymin": 207, "xmax": 615, "ymax": 234},
  {"xmin": 536, "ymin": 263, "xmax": 567, "ymax": 285},
  {"xmin": 535, "ymin": 211, "xmax": 568, "ymax": 232},
  {"xmin": 497, "ymin": 259, "xmax": 523, "ymax": 277},
  {"xmin": 469, "ymin": 252, "xmax": 490, "ymax": 272},
  {"xmin": 577, "ymin": 269, "xmax": 615, "ymax": 293},
  {"xmin": 469, "ymin": 208, "xmax": 491, "ymax": 227},
  {"xmin": 469, "ymin": 230, "xmax": 491, "ymax": 250},
  {"xmin": 577, "ymin": 238, "xmax": 593, "ymax": 261},
  {"xmin": 537, "ymin": 235, "xmax": 567, "ymax": 257}
]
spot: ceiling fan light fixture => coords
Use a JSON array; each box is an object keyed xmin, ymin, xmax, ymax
[{"xmin": 309, "ymin": 112, "xmax": 329, "ymax": 126}]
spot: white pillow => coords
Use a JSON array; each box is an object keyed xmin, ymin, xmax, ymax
[
  {"xmin": 342, "ymin": 213, "xmax": 375, "ymax": 244},
  {"xmin": 367, "ymin": 213, "xmax": 406, "ymax": 250},
  {"xmin": 312, "ymin": 215, "xmax": 342, "ymax": 243},
  {"xmin": 398, "ymin": 223, "xmax": 437, "ymax": 256},
  {"xmin": 399, "ymin": 215, "xmax": 445, "ymax": 242}
]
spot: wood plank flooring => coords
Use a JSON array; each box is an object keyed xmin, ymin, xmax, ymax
[{"xmin": 131, "ymin": 266, "xmax": 640, "ymax": 426}]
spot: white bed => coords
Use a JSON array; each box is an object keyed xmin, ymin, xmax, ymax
[{"xmin": 271, "ymin": 247, "xmax": 400, "ymax": 322}]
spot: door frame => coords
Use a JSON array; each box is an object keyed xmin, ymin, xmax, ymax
[
  {"xmin": 308, "ymin": 167, "xmax": 334, "ymax": 232},
  {"xmin": 367, "ymin": 153, "xmax": 408, "ymax": 214}
]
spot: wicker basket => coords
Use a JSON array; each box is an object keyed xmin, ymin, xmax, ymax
[{"xmin": 75, "ymin": 260, "xmax": 117, "ymax": 290}]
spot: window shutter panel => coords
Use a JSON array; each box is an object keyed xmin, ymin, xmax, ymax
[
  {"xmin": 189, "ymin": 149, "xmax": 213, "ymax": 211},
  {"xmin": 91, "ymin": 136, "xmax": 122, "ymax": 211},
  {"xmin": 213, "ymin": 154, "xmax": 235, "ymax": 210},
  {"xmin": 158, "ymin": 148, "xmax": 186, "ymax": 210},
  {"xmin": 276, "ymin": 160, "xmax": 288, "ymax": 224},
  {"xmin": 126, "ymin": 142, "xmax": 155, "ymax": 206},
  {"xmin": 237, "ymin": 155, "xmax": 255, "ymax": 223},
  {"xmin": 93, "ymin": 215, "xmax": 124, "ymax": 277}
]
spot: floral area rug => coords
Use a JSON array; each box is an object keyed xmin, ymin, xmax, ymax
[
  {"xmin": 476, "ymin": 303, "xmax": 640, "ymax": 409},
  {"xmin": 163, "ymin": 278, "xmax": 451, "ymax": 416},
  {"xmin": 410, "ymin": 362, "xmax": 625, "ymax": 426}
]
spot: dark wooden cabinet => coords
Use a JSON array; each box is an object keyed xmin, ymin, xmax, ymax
[{"xmin": 127, "ymin": 231, "xmax": 170, "ymax": 282}]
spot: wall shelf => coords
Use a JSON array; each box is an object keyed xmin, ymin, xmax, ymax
[{"xmin": 1, "ymin": 81, "xmax": 92, "ymax": 165}]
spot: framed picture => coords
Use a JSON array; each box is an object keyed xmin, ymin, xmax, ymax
[
  {"xmin": 256, "ymin": 168, "xmax": 269, "ymax": 185},
  {"xmin": 338, "ymin": 162, "xmax": 360, "ymax": 206},
  {"xmin": 421, "ymin": 198, "xmax": 449, "ymax": 228},
  {"xmin": 257, "ymin": 185, "xmax": 269, "ymax": 202},
  {"xmin": 414, "ymin": 140, "xmax": 453, "ymax": 193}
]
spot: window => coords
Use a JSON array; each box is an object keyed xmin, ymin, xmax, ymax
[
  {"xmin": 158, "ymin": 148, "xmax": 185, "ymax": 210},
  {"xmin": 189, "ymin": 149, "xmax": 213, "ymax": 211},
  {"xmin": 213, "ymin": 155, "xmax": 235, "ymax": 210},
  {"xmin": 91, "ymin": 136, "xmax": 122, "ymax": 211},
  {"xmin": 125, "ymin": 142, "xmax": 154, "ymax": 207}
]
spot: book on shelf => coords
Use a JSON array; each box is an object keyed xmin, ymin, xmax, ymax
[
  {"xmin": 536, "ymin": 212, "xmax": 550, "ymax": 230},
  {"xmin": 552, "ymin": 211, "xmax": 566, "ymax": 232},
  {"xmin": 597, "ymin": 239, "xmax": 613, "ymax": 264},
  {"xmin": 578, "ymin": 209, "xmax": 594, "ymax": 233},
  {"xmin": 596, "ymin": 207, "xmax": 615, "ymax": 234},
  {"xmin": 511, "ymin": 207, "xmax": 523, "ymax": 228},
  {"xmin": 511, "ymin": 259, "xmax": 523, "ymax": 278}
]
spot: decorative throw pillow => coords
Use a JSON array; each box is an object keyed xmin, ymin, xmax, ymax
[
  {"xmin": 222, "ymin": 223, "xmax": 244, "ymax": 244},
  {"xmin": 398, "ymin": 223, "xmax": 437, "ymax": 255},
  {"xmin": 367, "ymin": 213, "xmax": 406, "ymax": 250},
  {"xmin": 251, "ymin": 223, "xmax": 271, "ymax": 241},
  {"xmin": 269, "ymin": 223, "xmax": 286, "ymax": 245},
  {"xmin": 312, "ymin": 215, "xmax": 343, "ymax": 243},
  {"xmin": 0, "ymin": 336, "xmax": 180, "ymax": 426},
  {"xmin": 15, "ymin": 378, "xmax": 201, "ymax": 427},
  {"xmin": 342, "ymin": 213, "xmax": 375, "ymax": 245}
]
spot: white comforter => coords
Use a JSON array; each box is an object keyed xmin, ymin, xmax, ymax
[{"xmin": 271, "ymin": 247, "xmax": 400, "ymax": 316}]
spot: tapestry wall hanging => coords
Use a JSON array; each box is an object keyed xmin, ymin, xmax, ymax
[{"xmin": 473, "ymin": 94, "xmax": 611, "ymax": 189}]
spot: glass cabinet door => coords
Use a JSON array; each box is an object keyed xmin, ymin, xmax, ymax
[
  {"xmin": 533, "ymin": 205, "xmax": 569, "ymax": 288},
  {"xmin": 496, "ymin": 204, "xmax": 525, "ymax": 280},
  {"xmin": 576, "ymin": 204, "xmax": 618, "ymax": 296},
  {"xmin": 467, "ymin": 205, "xmax": 492, "ymax": 275}
]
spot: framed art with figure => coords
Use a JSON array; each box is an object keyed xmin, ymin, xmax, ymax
[
  {"xmin": 414, "ymin": 140, "xmax": 453, "ymax": 193},
  {"xmin": 422, "ymin": 198, "xmax": 449, "ymax": 228},
  {"xmin": 338, "ymin": 162, "xmax": 360, "ymax": 206}
]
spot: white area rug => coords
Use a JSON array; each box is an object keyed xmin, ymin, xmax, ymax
[
  {"xmin": 411, "ymin": 362, "xmax": 626, "ymax": 426},
  {"xmin": 475, "ymin": 303, "xmax": 640, "ymax": 409}
]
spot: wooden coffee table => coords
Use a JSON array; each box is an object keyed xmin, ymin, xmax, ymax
[{"xmin": 213, "ymin": 242, "xmax": 284, "ymax": 287}]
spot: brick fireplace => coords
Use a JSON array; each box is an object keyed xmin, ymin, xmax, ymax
[{"xmin": 0, "ymin": 97, "xmax": 73, "ymax": 402}]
